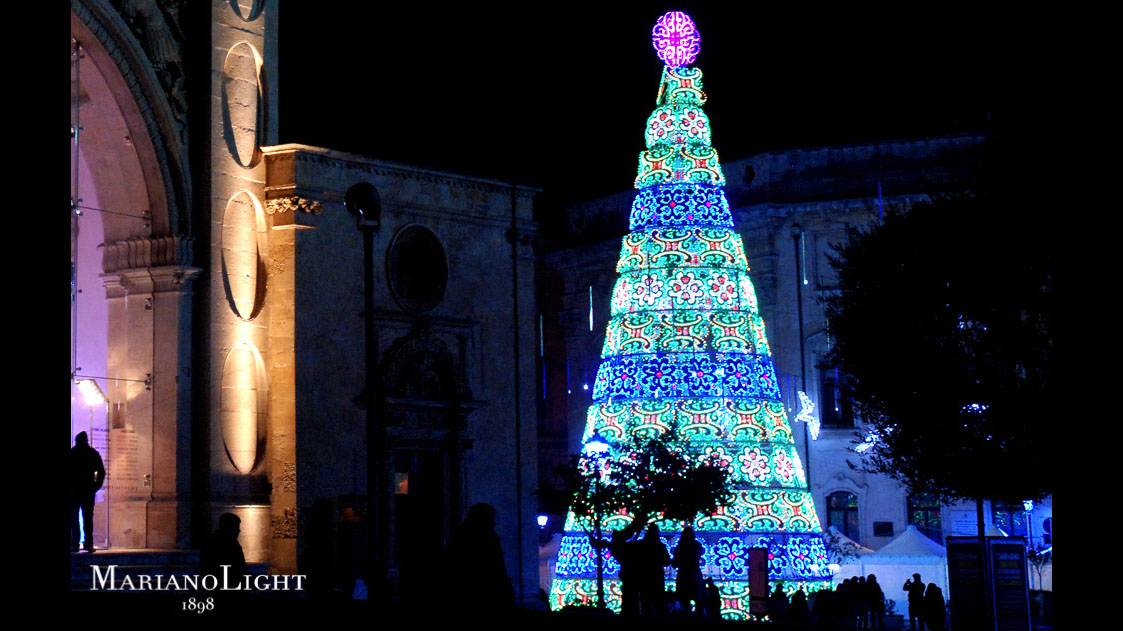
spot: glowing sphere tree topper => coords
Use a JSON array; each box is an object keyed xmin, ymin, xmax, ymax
[{"xmin": 652, "ymin": 11, "xmax": 701, "ymax": 68}]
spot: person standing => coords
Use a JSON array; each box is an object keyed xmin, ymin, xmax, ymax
[
  {"xmin": 70, "ymin": 431, "xmax": 105, "ymax": 552},
  {"xmin": 903, "ymin": 573, "xmax": 927, "ymax": 631},
  {"xmin": 199, "ymin": 512, "xmax": 250, "ymax": 579},
  {"xmin": 445, "ymin": 503, "xmax": 515, "ymax": 613},
  {"xmin": 855, "ymin": 575, "xmax": 870, "ymax": 627},
  {"xmin": 671, "ymin": 527, "xmax": 704, "ymax": 614},
  {"xmin": 923, "ymin": 583, "xmax": 945, "ymax": 631},
  {"xmin": 591, "ymin": 530, "xmax": 640, "ymax": 615},
  {"xmin": 867, "ymin": 574, "xmax": 886, "ymax": 630},
  {"xmin": 767, "ymin": 582, "xmax": 789, "ymax": 623},
  {"xmin": 635, "ymin": 524, "xmax": 671, "ymax": 615}
]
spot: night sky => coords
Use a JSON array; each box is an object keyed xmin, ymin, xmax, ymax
[{"xmin": 279, "ymin": 3, "xmax": 1033, "ymax": 203}]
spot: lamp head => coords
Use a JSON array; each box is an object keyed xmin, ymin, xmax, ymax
[
  {"xmin": 582, "ymin": 432, "xmax": 611, "ymax": 456},
  {"xmin": 344, "ymin": 182, "xmax": 381, "ymax": 231}
]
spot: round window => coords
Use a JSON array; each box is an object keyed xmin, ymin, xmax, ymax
[{"xmin": 386, "ymin": 225, "xmax": 448, "ymax": 314}]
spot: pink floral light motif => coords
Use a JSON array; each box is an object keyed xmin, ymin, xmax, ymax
[
  {"xmin": 739, "ymin": 447, "xmax": 771, "ymax": 482},
  {"xmin": 635, "ymin": 273, "xmax": 664, "ymax": 306},
  {"xmin": 702, "ymin": 446, "xmax": 734, "ymax": 473},
  {"xmin": 670, "ymin": 272, "xmax": 703, "ymax": 304},
  {"xmin": 651, "ymin": 11, "xmax": 701, "ymax": 68},
  {"xmin": 774, "ymin": 450, "xmax": 794, "ymax": 482}
]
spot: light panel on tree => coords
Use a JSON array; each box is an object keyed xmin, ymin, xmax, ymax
[{"xmin": 549, "ymin": 11, "xmax": 832, "ymax": 619}]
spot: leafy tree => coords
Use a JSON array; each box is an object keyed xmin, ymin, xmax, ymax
[
  {"xmin": 824, "ymin": 190, "xmax": 1053, "ymax": 523},
  {"xmin": 561, "ymin": 435, "xmax": 733, "ymax": 540}
]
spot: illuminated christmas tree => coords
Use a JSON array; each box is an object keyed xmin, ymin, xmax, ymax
[{"xmin": 549, "ymin": 11, "xmax": 833, "ymax": 619}]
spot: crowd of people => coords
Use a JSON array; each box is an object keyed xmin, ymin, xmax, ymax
[
  {"xmin": 768, "ymin": 574, "xmax": 886, "ymax": 627},
  {"xmin": 585, "ymin": 523, "xmax": 949, "ymax": 628}
]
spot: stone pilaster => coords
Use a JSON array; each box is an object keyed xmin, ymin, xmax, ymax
[
  {"xmin": 206, "ymin": 0, "xmax": 278, "ymax": 566},
  {"xmin": 100, "ymin": 244, "xmax": 200, "ymax": 549}
]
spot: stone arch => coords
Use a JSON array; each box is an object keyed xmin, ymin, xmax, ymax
[
  {"xmin": 71, "ymin": 2, "xmax": 199, "ymax": 551},
  {"xmin": 71, "ymin": 1, "xmax": 190, "ymax": 238}
]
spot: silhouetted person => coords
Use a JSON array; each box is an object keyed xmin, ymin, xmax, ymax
[
  {"xmin": 856, "ymin": 575, "xmax": 870, "ymax": 628},
  {"xmin": 672, "ymin": 527, "xmax": 704, "ymax": 614},
  {"xmin": 867, "ymin": 574, "xmax": 886, "ymax": 629},
  {"xmin": 904, "ymin": 573, "xmax": 927, "ymax": 631},
  {"xmin": 767, "ymin": 583, "xmax": 789, "ymax": 623},
  {"xmin": 923, "ymin": 583, "xmax": 945, "ymax": 631},
  {"xmin": 636, "ymin": 524, "xmax": 671, "ymax": 615},
  {"xmin": 301, "ymin": 499, "xmax": 336, "ymax": 598},
  {"xmin": 200, "ymin": 513, "xmax": 249, "ymax": 580},
  {"xmin": 838, "ymin": 577, "xmax": 856, "ymax": 626},
  {"xmin": 812, "ymin": 586, "xmax": 834, "ymax": 625},
  {"xmin": 336, "ymin": 505, "xmax": 362, "ymax": 598},
  {"xmin": 703, "ymin": 577, "xmax": 722, "ymax": 620},
  {"xmin": 446, "ymin": 503, "xmax": 514, "ymax": 613},
  {"xmin": 70, "ymin": 431, "xmax": 105, "ymax": 552},
  {"xmin": 790, "ymin": 587, "xmax": 809, "ymax": 623},
  {"xmin": 593, "ymin": 530, "xmax": 640, "ymax": 614}
]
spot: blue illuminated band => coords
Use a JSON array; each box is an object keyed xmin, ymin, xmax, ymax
[
  {"xmin": 592, "ymin": 352, "xmax": 781, "ymax": 401},
  {"xmin": 555, "ymin": 531, "xmax": 831, "ymax": 581},
  {"xmin": 630, "ymin": 183, "xmax": 733, "ymax": 230}
]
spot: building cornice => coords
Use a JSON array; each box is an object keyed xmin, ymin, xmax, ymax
[{"xmin": 262, "ymin": 144, "xmax": 541, "ymax": 199}]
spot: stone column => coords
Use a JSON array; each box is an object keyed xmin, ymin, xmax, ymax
[
  {"xmin": 264, "ymin": 195, "xmax": 321, "ymax": 573},
  {"xmin": 206, "ymin": 0, "xmax": 277, "ymax": 564}
]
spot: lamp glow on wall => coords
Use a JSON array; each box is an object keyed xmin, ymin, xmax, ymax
[
  {"xmin": 75, "ymin": 378, "xmax": 108, "ymax": 440},
  {"xmin": 77, "ymin": 378, "xmax": 107, "ymax": 407}
]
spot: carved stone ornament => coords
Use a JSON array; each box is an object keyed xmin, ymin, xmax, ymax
[
  {"xmin": 281, "ymin": 461, "xmax": 297, "ymax": 492},
  {"xmin": 265, "ymin": 196, "xmax": 323, "ymax": 215},
  {"xmin": 114, "ymin": 0, "xmax": 188, "ymax": 137},
  {"xmin": 100, "ymin": 234, "xmax": 194, "ymax": 273},
  {"xmin": 271, "ymin": 507, "xmax": 298, "ymax": 539}
]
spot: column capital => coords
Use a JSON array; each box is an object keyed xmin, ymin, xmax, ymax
[
  {"xmin": 99, "ymin": 234, "xmax": 194, "ymax": 273},
  {"xmin": 100, "ymin": 264, "xmax": 201, "ymax": 297}
]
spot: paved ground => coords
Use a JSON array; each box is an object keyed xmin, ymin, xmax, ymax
[{"xmin": 64, "ymin": 591, "xmax": 854, "ymax": 630}]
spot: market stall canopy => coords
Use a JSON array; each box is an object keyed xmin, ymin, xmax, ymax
[{"xmin": 874, "ymin": 524, "xmax": 946, "ymax": 557}]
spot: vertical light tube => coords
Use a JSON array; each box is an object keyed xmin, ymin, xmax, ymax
[{"xmin": 588, "ymin": 285, "xmax": 594, "ymax": 331}]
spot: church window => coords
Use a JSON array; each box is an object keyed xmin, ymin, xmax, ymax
[
  {"xmin": 827, "ymin": 491, "xmax": 860, "ymax": 543},
  {"xmin": 907, "ymin": 493, "xmax": 943, "ymax": 543}
]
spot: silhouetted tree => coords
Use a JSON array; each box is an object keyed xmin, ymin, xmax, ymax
[
  {"xmin": 824, "ymin": 182, "xmax": 1053, "ymax": 526},
  {"xmin": 562, "ymin": 435, "xmax": 733, "ymax": 538}
]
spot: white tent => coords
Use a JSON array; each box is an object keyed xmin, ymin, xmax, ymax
[{"xmin": 831, "ymin": 525, "xmax": 949, "ymax": 616}]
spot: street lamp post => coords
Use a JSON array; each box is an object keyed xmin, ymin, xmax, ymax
[
  {"xmin": 582, "ymin": 432, "xmax": 611, "ymax": 610},
  {"xmin": 790, "ymin": 223, "xmax": 811, "ymax": 485},
  {"xmin": 345, "ymin": 183, "xmax": 383, "ymax": 600}
]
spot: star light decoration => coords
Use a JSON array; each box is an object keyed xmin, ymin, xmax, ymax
[
  {"xmin": 795, "ymin": 390, "xmax": 820, "ymax": 440},
  {"xmin": 651, "ymin": 11, "xmax": 701, "ymax": 68}
]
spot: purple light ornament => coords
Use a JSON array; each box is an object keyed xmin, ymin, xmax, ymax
[{"xmin": 652, "ymin": 11, "xmax": 700, "ymax": 68}]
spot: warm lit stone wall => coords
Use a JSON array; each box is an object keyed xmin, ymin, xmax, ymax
[
  {"xmin": 262, "ymin": 144, "xmax": 542, "ymax": 605},
  {"xmin": 205, "ymin": 0, "xmax": 284, "ymax": 568}
]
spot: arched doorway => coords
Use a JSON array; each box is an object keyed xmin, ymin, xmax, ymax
[
  {"xmin": 70, "ymin": 5, "xmax": 197, "ymax": 551},
  {"xmin": 382, "ymin": 332, "xmax": 473, "ymax": 604}
]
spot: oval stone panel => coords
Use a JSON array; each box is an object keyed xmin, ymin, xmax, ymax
[
  {"xmin": 220, "ymin": 342, "xmax": 268, "ymax": 474},
  {"xmin": 221, "ymin": 191, "xmax": 266, "ymax": 320},
  {"xmin": 222, "ymin": 41, "xmax": 262, "ymax": 167},
  {"xmin": 386, "ymin": 225, "xmax": 448, "ymax": 314}
]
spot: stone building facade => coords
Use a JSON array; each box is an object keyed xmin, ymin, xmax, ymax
[
  {"xmin": 70, "ymin": 0, "xmax": 541, "ymax": 604},
  {"xmin": 535, "ymin": 132, "xmax": 1053, "ymax": 567}
]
